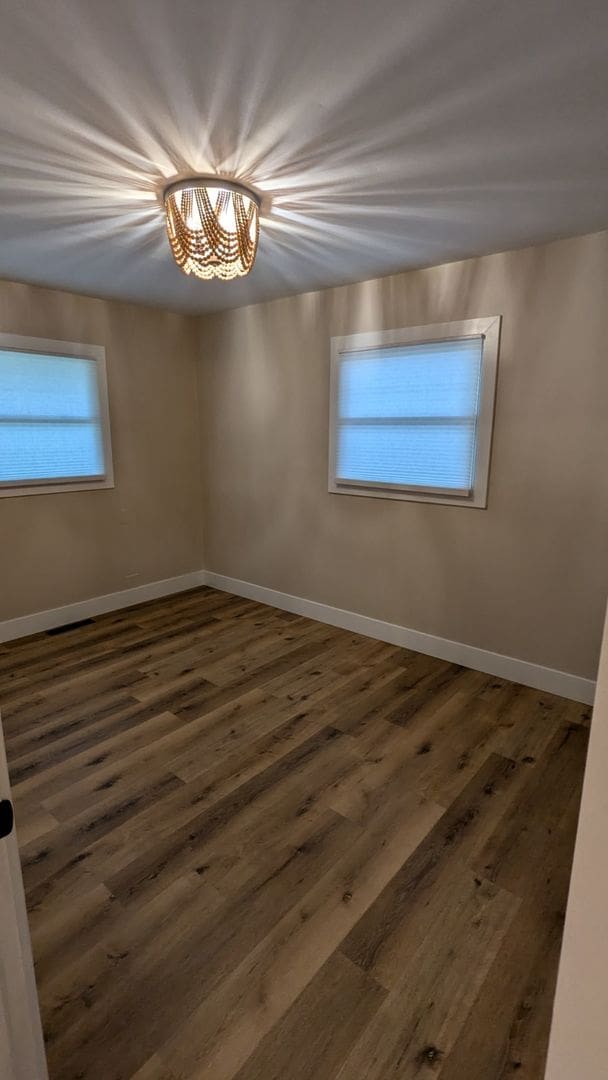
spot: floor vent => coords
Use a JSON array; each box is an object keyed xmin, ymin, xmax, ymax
[{"xmin": 46, "ymin": 618, "xmax": 95, "ymax": 636}]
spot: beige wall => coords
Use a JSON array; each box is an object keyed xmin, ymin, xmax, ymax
[
  {"xmin": 544, "ymin": 602, "xmax": 608, "ymax": 1078},
  {"xmin": 2, "ymin": 232, "xmax": 606, "ymax": 678},
  {"xmin": 198, "ymin": 230, "xmax": 608, "ymax": 680},
  {"xmin": 0, "ymin": 281, "xmax": 202, "ymax": 620}
]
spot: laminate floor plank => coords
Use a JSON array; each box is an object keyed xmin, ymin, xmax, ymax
[
  {"xmin": 233, "ymin": 951, "xmax": 387, "ymax": 1080},
  {"xmin": 0, "ymin": 586, "xmax": 589, "ymax": 1080},
  {"xmin": 438, "ymin": 778, "xmax": 582, "ymax": 1080},
  {"xmin": 48, "ymin": 817, "xmax": 359, "ymax": 1080},
  {"xmin": 340, "ymin": 753, "xmax": 527, "ymax": 988},
  {"xmin": 158, "ymin": 782, "xmax": 442, "ymax": 1080},
  {"xmin": 335, "ymin": 873, "xmax": 519, "ymax": 1080},
  {"xmin": 472, "ymin": 722, "xmax": 588, "ymax": 898}
]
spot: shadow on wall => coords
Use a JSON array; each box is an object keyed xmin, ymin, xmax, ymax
[
  {"xmin": 0, "ymin": 278, "xmax": 202, "ymax": 622},
  {"xmin": 199, "ymin": 233, "xmax": 608, "ymax": 678}
]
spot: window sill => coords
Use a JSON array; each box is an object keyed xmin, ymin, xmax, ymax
[
  {"xmin": 0, "ymin": 478, "xmax": 115, "ymax": 498},
  {"xmin": 328, "ymin": 480, "xmax": 487, "ymax": 508}
]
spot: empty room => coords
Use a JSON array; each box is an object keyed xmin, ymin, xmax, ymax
[{"xmin": 0, "ymin": 1, "xmax": 607, "ymax": 1077}]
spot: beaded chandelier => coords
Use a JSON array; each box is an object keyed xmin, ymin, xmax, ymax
[{"xmin": 163, "ymin": 177, "xmax": 260, "ymax": 281}]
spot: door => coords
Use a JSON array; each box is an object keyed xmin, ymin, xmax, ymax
[
  {"xmin": 544, "ymin": 606, "xmax": 606, "ymax": 1078},
  {"xmin": 0, "ymin": 710, "xmax": 48, "ymax": 1079}
]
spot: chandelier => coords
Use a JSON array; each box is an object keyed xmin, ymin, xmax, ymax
[{"xmin": 163, "ymin": 177, "xmax": 260, "ymax": 281}]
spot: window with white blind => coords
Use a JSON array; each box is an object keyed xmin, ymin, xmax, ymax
[
  {"xmin": 329, "ymin": 317, "xmax": 500, "ymax": 507},
  {"xmin": 0, "ymin": 334, "xmax": 113, "ymax": 497}
]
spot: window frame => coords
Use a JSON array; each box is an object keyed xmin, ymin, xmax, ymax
[
  {"xmin": 0, "ymin": 332, "xmax": 114, "ymax": 498},
  {"xmin": 328, "ymin": 316, "xmax": 501, "ymax": 509}
]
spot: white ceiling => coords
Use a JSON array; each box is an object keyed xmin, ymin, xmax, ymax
[{"xmin": 0, "ymin": 0, "xmax": 607, "ymax": 315}]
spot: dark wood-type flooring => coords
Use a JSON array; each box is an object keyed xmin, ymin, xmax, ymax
[{"xmin": 0, "ymin": 586, "xmax": 591, "ymax": 1079}]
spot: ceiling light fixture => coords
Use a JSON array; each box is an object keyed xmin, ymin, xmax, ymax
[{"xmin": 163, "ymin": 177, "xmax": 260, "ymax": 281}]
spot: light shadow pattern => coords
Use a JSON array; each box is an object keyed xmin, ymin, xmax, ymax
[{"xmin": 0, "ymin": 0, "xmax": 606, "ymax": 312}]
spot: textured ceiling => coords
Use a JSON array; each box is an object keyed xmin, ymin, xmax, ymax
[{"xmin": 0, "ymin": 0, "xmax": 607, "ymax": 314}]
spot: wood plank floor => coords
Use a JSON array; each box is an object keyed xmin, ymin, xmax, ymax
[{"xmin": 0, "ymin": 586, "xmax": 590, "ymax": 1080}]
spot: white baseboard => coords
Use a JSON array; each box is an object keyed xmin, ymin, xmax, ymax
[
  {"xmin": 0, "ymin": 567, "xmax": 595, "ymax": 705},
  {"xmin": 0, "ymin": 571, "xmax": 207, "ymax": 645},
  {"xmin": 202, "ymin": 570, "xmax": 596, "ymax": 706}
]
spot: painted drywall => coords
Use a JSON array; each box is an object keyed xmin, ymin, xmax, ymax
[
  {"xmin": 0, "ymin": 281, "xmax": 202, "ymax": 620},
  {"xmin": 544, "ymin": 602, "xmax": 608, "ymax": 1078},
  {"xmin": 198, "ymin": 230, "xmax": 608, "ymax": 681}
]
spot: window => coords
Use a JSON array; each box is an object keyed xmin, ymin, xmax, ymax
[
  {"xmin": 0, "ymin": 334, "xmax": 113, "ymax": 497},
  {"xmin": 329, "ymin": 317, "xmax": 500, "ymax": 508}
]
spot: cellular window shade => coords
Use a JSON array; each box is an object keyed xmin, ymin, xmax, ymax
[
  {"xmin": 0, "ymin": 350, "xmax": 106, "ymax": 485},
  {"xmin": 335, "ymin": 337, "xmax": 484, "ymax": 494}
]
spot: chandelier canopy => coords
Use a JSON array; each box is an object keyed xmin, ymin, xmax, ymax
[{"xmin": 164, "ymin": 177, "xmax": 260, "ymax": 281}]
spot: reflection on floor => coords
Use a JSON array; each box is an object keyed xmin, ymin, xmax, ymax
[{"xmin": 0, "ymin": 586, "xmax": 590, "ymax": 1079}]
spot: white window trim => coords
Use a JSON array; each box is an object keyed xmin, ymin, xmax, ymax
[
  {"xmin": 328, "ymin": 316, "xmax": 501, "ymax": 509},
  {"xmin": 0, "ymin": 332, "xmax": 114, "ymax": 498}
]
